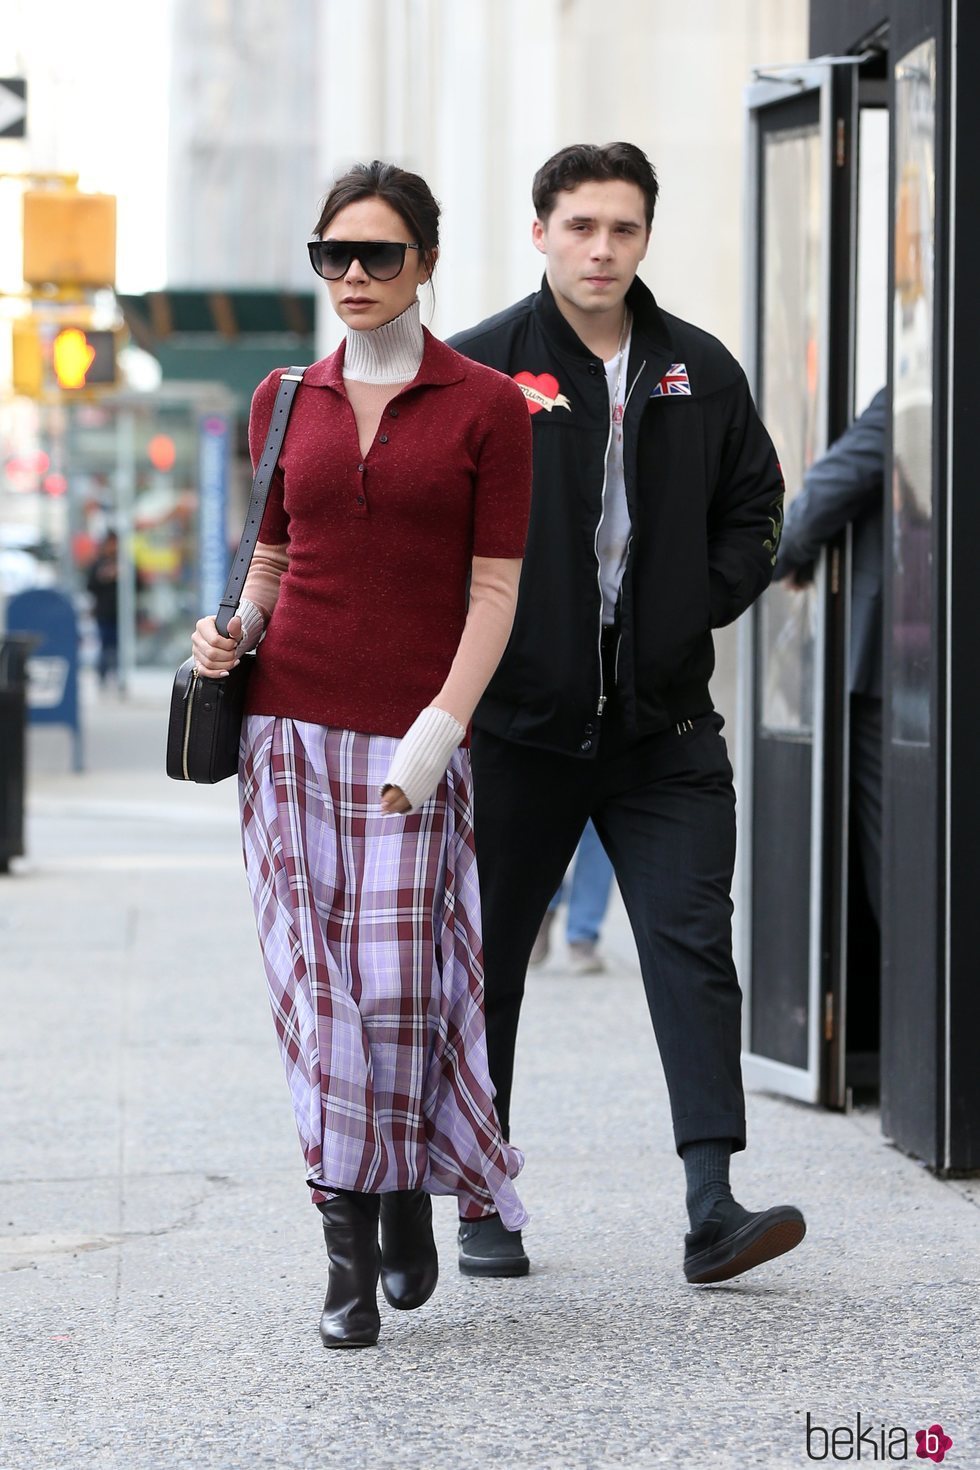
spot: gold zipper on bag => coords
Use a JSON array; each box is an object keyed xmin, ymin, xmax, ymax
[{"xmin": 181, "ymin": 670, "xmax": 199, "ymax": 780}]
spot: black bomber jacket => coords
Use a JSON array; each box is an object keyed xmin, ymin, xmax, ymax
[{"xmin": 448, "ymin": 274, "xmax": 784, "ymax": 757}]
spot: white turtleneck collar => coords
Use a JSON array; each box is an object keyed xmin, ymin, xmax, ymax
[{"xmin": 343, "ymin": 299, "xmax": 424, "ymax": 384}]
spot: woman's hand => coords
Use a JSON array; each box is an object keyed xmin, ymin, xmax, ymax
[
  {"xmin": 380, "ymin": 785, "xmax": 412, "ymax": 816},
  {"xmin": 380, "ymin": 707, "xmax": 466, "ymax": 813},
  {"xmin": 191, "ymin": 614, "xmax": 243, "ymax": 677}
]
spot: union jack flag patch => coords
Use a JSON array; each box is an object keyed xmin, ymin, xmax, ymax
[{"xmin": 650, "ymin": 363, "xmax": 691, "ymax": 397}]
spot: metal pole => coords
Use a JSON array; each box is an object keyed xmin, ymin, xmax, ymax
[
  {"xmin": 64, "ymin": 402, "xmax": 87, "ymax": 596},
  {"xmin": 115, "ymin": 407, "xmax": 137, "ymax": 698}
]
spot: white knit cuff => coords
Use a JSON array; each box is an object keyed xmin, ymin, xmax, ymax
[
  {"xmin": 235, "ymin": 598, "xmax": 267, "ymax": 654},
  {"xmin": 382, "ymin": 707, "xmax": 466, "ymax": 811}
]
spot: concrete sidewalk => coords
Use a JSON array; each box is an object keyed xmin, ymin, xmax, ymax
[{"xmin": 1, "ymin": 676, "xmax": 977, "ymax": 1470}]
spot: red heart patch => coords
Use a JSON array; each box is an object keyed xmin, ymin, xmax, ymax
[{"xmin": 513, "ymin": 371, "xmax": 563, "ymax": 415}]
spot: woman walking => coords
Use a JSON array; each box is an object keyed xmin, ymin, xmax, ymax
[{"xmin": 191, "ymin": 162, "xmax": 531, "ymax": 1348}]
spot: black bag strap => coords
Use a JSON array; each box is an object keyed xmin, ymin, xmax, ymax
[{"xmin": 215, "ymin": 366, "xmax": 307, "ymax": 637}]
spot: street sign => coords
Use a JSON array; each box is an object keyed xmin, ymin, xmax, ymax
[{"xmin": 0, "ymin": 78, "xmax": 27, "ymax": 138}]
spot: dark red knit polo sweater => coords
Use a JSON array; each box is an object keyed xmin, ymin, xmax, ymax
[{"xmin": 244, "ymin": 329, "xmax": 533, "ymax": 738}]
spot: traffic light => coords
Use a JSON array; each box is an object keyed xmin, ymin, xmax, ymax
[
  {"xmin": 11, "ymin": 317, "xmax": 43, "ymax": 397},
  {"xmin": 10, "ymin": 318, "xmax": 123, "ymax": 398},
  {"xmin": 51, "ymin": 326, "xmax": 117, "ymax": 390},
  {"xmin": 22, "ymin": 189, "xmax": 116, "ymax": 288}
]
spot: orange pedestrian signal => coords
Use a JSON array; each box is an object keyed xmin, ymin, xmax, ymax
[
  {"xmin": 53, "ymin": 328, "xmax": 95, "ymax": 388},
  {"xmin": 50, "ymin": 326, "xmax": 117, "ymax": 391},
  {"xmin": 11, "ymin": 319, "xmax": 124, "ymax": 399}
]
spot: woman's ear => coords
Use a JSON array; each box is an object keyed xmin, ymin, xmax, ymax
[{"xmin": 421, "ymin": 246, "xmax": 439, "ymax": 284}]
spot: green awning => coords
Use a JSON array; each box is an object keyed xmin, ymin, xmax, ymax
[{"xmin": 116, "ymin": 289, "xmax": 317, "ymax": 411}]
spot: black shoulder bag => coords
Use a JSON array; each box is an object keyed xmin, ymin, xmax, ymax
[{"xmin": 165, "ymin": 366, "xmax": 306, "ymax": 783}]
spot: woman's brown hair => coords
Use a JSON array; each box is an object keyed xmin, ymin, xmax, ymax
[{"xmin": 313, "ymin": 160, "xmax": 441, "ymax": 277}]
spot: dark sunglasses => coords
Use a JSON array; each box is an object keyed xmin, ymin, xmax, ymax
[{"xmin": 307, "ymin": 239, "xmax": 421, "ymax": 282}]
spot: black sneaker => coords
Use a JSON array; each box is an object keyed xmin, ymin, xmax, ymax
[
  {"xmin": 684, "ymin": 1198, "xmax": 806, "ymax": 1284},
  {"xmin": 458, "ymin": 1214, "xmax": 530, "ymax": 1277}
]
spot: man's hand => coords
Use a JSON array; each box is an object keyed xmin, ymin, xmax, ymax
[{"xmin": 775, "ymin": 559, "xmax": 814, "ymax": 593}]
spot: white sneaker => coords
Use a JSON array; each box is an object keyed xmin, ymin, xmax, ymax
[{"xmin": 567, "ymin": 939, "xmax": 606, "ymax": 974}]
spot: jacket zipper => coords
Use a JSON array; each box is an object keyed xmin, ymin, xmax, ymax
[
  {"xmin": 611, "ymin": 361, "xmax": 647, "ymax": 689},
  {"xmin": 181, "ymin": 670, "xmax": 199, "ymax": 780},
  {"xmin": 593, "ymin": 397, "xmax": 616, "ymax": 715}
]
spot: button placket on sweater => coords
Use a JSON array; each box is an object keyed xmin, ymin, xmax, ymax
[
  {"xmin": 351, "ymin": 404, "xmax": 398, "ymax": 516},
  {"xmin": 352, "ymin": 460, "xmax": 368, "ymax": 515}
]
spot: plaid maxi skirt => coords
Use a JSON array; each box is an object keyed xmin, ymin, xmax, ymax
[{"xmin": 239, "ymin": 714, "xmax": 527, "ymax": 1229}]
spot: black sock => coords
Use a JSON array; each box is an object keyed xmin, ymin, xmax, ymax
[{"xmin": 682, "ymin": 1139, "xmax": 734, "ymax": 1230}]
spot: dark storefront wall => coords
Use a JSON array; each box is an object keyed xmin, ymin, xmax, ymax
[
  {"xmin": 810, "ymin": 0, "xmax": 890, "ymax": 57},
  {"xmin": 795, "ymin": 0, "xmax": 980, "ymax": 1169},
  {"xmin": 944, "ymin": 4, "xmax": 980, "ymax": 1167}
]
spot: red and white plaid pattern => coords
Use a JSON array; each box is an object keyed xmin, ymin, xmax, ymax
[{"xmin": 239, "ymin": 715, "xmax": 527, "ymax": 1227}]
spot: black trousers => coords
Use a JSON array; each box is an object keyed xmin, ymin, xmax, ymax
[{"xmin": 470, "ymin": 655, "xmax": 746, "ymax": 1157}]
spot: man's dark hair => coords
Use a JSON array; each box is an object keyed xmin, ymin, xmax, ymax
[
  {"xmin": 532, "ymin": 142, "xmax": 659, "ymax": 228},
  {"xmin": 313, "ymin": 160, "xmax": 441, "ymax": 276}
]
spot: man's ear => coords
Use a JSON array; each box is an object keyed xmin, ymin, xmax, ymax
[{"xmin": 531, "ymin": 217, "xmax": 547, "ymax": 257}]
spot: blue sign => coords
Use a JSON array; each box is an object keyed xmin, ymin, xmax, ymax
[
  {"xmin": 198, "ymin": 413, "xmax": 231, "ymax": 615},
  {"xmin": 6, "ymin": 588, "xmax": 83, "ymax": 770}
]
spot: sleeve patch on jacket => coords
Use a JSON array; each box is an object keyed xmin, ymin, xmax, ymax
[
  {"xmin": 650, "ymin": 363, "xmax": 692, "ymax": 397},
  {"xmin": 764, "ymin": 474, "xmax": 786, "ymax": 565}
]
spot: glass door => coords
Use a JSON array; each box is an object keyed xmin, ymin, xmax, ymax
[
  {"xmin": 881, "ymin": 37, "xmax": 940, "ymax": 1162},
  {"xmin": 737, "ymin": 63, "xmax": 850, "ymax": 1103}
]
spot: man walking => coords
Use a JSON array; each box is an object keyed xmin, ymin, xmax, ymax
[{"xmin": 450, "ymin": 142, "xmax": 805, "ymax": 1284}]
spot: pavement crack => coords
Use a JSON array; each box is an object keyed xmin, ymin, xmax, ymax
[{"xmin": 1, "ymin": 1190, "xmax": 216, "ymax": 1273}]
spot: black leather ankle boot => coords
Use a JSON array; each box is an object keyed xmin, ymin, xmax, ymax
[
  {"xmin": 379, "ymin": 1190, "xmax": 439, "ymax": 1310},
  {"xmin": 318, "ymin": 1191, "xmax": 382, "ymax": 1348}
]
